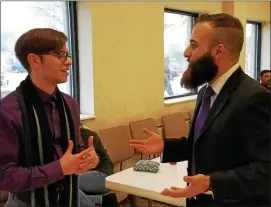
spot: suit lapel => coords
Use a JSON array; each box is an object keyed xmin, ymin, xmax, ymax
[
  {"xmin": 199, "ymin": 89, "xmax": 230, "ymax": 137},
  {"xmin": 195, "ymin": 67, "xmax": 244, "ymax": 143}
]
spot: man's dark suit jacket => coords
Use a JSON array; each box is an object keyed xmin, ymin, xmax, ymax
[
  {"xmin": 261, "ymin": 84, "xmax": 271, "ymax": 91},
  {"xmin": 162, "ymin": 68, "xmax": 270, "ymax": 206}
]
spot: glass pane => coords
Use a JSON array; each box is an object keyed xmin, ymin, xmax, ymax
[
  {"xmin": 1, "ymin": 1, "xmax": 70, "ymax": 99},
  {"xmin": 245, "ymin": 23, "xmax": 257, "ymax": 79},
  {"xmin": 164, "ymin": 12, "xmax": 193, "ymax": 98}
]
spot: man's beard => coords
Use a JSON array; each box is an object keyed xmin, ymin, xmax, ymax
[{"xmin": 180, "ymin": 53, "xmax": 218, "ymax": 90}]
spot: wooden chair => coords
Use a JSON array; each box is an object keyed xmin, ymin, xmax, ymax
[
  {"xmin": 161, "ymin": 112, "xmax": 188, "ymax": 139},
  {"xmin": 98, "ymin": 125, "xmax": 135, "ymax": 204}
]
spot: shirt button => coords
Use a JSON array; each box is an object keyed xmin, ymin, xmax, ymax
[{"xmin": 56, "ymin": 129, "xmax": 59, "ymax": 133}]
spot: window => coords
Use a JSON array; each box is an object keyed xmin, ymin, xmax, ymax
[
  {"xmin": 245, "ymin": 21, "xmax": 262, "ymax": 80},
  {"xmin": 1, "ymin": 2, "xmax": 94, "ymax": 118},
  {"xmin": 164, "ymin": 9, "xmax": 198, "ymax": 100}
]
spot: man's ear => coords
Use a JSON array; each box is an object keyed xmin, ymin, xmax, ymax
[
  {"xmin": 27, "ymin": 53, "xmax": 42, "ymax": 69},
  {"xmin": 213, "ymin": 44, "xmax": 226, "ymax": 59}
]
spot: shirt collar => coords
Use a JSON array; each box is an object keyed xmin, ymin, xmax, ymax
[
  {"xmin": 36, "ymin": 87, "xmax": 57, "ymax": 103},
  {"xmin": 209, "ymin": 62, "xmax": 240, "ymax": 95}
]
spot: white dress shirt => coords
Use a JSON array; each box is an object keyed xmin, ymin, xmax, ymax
[{"xmin": 208, "ymin": 62, "xmax": 240, "ymax": 108}]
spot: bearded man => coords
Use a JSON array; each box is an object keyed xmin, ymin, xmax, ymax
[{"xmin": 130, "ymin": 13, "xmax": 270, "ymax": 207}]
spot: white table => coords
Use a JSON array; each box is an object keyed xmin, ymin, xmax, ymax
[{"xmin": 105, "ymin": 158, "xmax": 188, "ymax": 206}]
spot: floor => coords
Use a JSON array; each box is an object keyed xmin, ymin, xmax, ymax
[
  {"xmin": 0, "ymin": 200, "xmax": 5, "ymax": 207},
  {"xmin": 120, "ymin": 196, "xmax": 170, "ymax": 207}
]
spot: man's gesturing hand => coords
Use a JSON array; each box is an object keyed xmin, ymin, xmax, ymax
[
  {"xmin": 60, "ymin": 140, "xmax": 90, "ymax": 175},
  {"xmin": 76, "ymin": 136, "xmax": 99, "ymax": 174}
]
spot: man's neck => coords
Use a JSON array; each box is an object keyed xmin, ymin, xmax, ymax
[
  {"xmin": 30, "ymin": 75, "xmax": 56, "ymax": 95},
  {"xmin": 210, "ymin": 61, "xmax": 238, "ymax": 84}
]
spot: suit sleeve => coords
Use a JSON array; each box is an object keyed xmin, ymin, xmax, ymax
[
  {"xmin": 209, "ymin": 91, "xmax": 271, "ymax": 200},
  {"xmin": 161, "ymin": 137, "xmax": 189, "ymax": 163}
]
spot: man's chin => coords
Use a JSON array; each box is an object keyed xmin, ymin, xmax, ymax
[
  {"xmin": 183, "ymin": 84, "xmax": 199, "ymax": 91},
  {"xmin": 57, "ymin": 78, "xmax": 68, "ymax": 84},
  {"xmin": 181, "ymin": 75, "xmax": 211, "ymax": 90}
]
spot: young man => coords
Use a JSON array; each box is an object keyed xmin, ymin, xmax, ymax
[
  {"xmin": 0, "ymin": 28, "xmax": 99, "ymax": 206},
  {"xmin": 259, "ymin": 69, "xmax": 271, "ymax": 91},
  {"xmin": 131, "ymin": 13, "xmax": 270, "ymax": 206}
]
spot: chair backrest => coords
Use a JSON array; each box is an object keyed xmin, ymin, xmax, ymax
[
  {"xmin": 161, "ymin": 112, "xmax": 188, "ymax": 138},
  {"xmin": 98, "ymin": 125, "xmax": 134, "ymax": 164},
  {"xmin": 129, "ymin": 118, "xmax": 159, "ymax": 158},
  {"xmin": 129, "ymin": 118, "xmax": 159, "ymax": 140}
]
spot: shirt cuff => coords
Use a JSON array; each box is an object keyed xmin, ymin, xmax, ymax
[
  {"xmin": 203, "ymin": 175, "xmax": 214, "ymax": 199},
  {"xmin": 203, "ymin": 190, "xmax": 214, "ymax": 199},
  {"xmin": 160, "ymin": 152, "xmax": 163, "ymax": 162}
]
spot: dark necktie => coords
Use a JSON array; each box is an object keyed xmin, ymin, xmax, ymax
[
  {"xmin": 194, "ymin": 86, "xmax": 215, "ymax": 139},
  {"xmin": 191, "ymin": 86, "xmax": 215, "ymax": 175}
]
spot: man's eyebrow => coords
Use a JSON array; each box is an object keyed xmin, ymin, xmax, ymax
[
  {"xmin": 190, "ymin": 39, "xmax": 199, "ymax": 45},
  {"xmin": 55, "ymin": 50, "xmax": 69, "ymax": 53}
]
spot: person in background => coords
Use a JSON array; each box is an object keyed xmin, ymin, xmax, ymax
[
  {"xmin": 131, "ymin": 13, "xmax": 270, "ymax": 207},
  {"xmin": 79, "ymin": 125, "xmax": 119, "ymax": 207},
  {"xmin": 164, "ymin": 57, "xmax": 174, "ymax": 96},
  {"xmin": 259, "ymin": 69, "xmax": 271, "ymax": 91},
  {"xmin": 0, "ymin": 28, "xmax": 99, "ymax": 207}
]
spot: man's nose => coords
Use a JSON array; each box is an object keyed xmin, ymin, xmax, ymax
[
  {"xmin": 184, "ymin": 47, "xmax": 190, "ymax": 58},
  {"xmin": 65, "ymin": 57, "xmax": 72, "ymax": 66}
]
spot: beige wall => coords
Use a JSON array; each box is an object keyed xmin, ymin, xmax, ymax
[
  {"xmin": 246, "ymin": 2, "xmax": 270, "ymax": 23},
  {"xmin": 247, "ymin": 2, "xmax": 271, "ymax": 71},
  {"xmin": 82, "ymin": 1, "xmax": 270, "ymax": 130}
]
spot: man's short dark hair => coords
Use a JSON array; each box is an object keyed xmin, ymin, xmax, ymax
[
  {"xmin": 195, "ymin": 13, "xmax": 244, "ymax": 59},
  {"xmin": 15, "ymin": 28, "xmax": 68, "ymax": 72},
  {"xmin": 260, "ymin": 70, "xmax": 271, "ymax": 77}
]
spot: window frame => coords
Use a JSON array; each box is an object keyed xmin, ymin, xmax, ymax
[
  {"xmin": 67, "ymin": 2, "xmax": 80, "ymax": 104},
  {"xmin": 246, "ymin": 21, "xmax": 262, "ymax": 80},
  {"xmin": 164, "ymin": 8, "xmax": 199, "ymax": 101}
]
